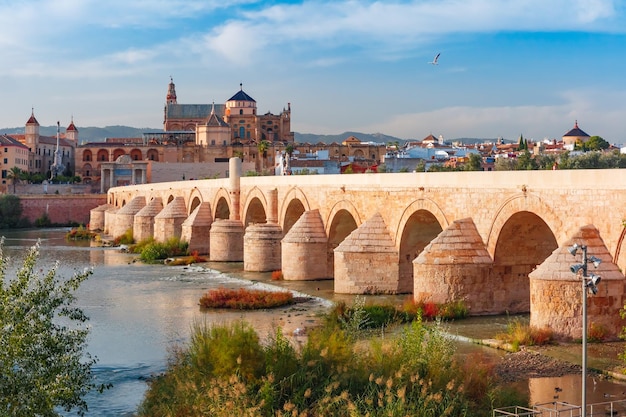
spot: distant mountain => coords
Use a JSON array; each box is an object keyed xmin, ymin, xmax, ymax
[
  {"xmin": 295, "ymin": 131, "xmax": 410, "ymax": 144},
  {"xmin": 0, "ymin": 125, "xmax": 508, "ymax": 146},
  {"xmin": 0, "ymin": 125, "xmax": 155, "ymax": 144}
]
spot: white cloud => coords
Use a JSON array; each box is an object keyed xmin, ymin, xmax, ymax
[
  {"xmin": 355, "ymin": 87, "xmax": 626, "ymax": 143},
  {"xmin": 200, "ymin": 0, "xmax": 623, "ymax": 64}
]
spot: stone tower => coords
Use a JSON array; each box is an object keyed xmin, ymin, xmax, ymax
[
  {"xmin": 24, "ymin": 109, "xmax": 40, "ymax": 150},
  {"xmin": 65, "ymin": 117, "xmax": 79, "ymax": 144}
]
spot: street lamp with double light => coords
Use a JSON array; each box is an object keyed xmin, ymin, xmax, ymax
[{"xmin": 569, "ymin": 243, "xmax": 602, "ymax": 417}]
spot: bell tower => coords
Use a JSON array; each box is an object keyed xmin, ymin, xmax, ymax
[
  {"xmin": 66, "ymin": 116, "xmax": 78, "ymax": 144},
  {"xmin": 166, "ymin": 76, "xmax": 177, "ymax": 105},
  {"xmin": 25, "ymin": 108, "xmax": 40, "ymax": 150}
]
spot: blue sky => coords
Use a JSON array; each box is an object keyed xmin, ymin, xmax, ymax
[{"xmin": 2, "ymin": 0, "xmax": 626, "ymax": 143}]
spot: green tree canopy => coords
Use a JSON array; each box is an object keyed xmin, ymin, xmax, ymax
[
  {"xmin": 583, "ymin": 136, "xmax": 610, "ymax": 151},
  {"xmin": 465, "ymin": 152, "xmax": 483, "ymax": 171},
  {"xmin": 0, "ymin": 240, "xmax": 105, "ymax": 416},
  {"xmin": 0, "ymin": 194, "xmax": 23, "ymax": 229}
]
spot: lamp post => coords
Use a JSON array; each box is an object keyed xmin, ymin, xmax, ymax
[{"xmin": 569, "ymin": 243, "xmax": 602, "ymax": 417}]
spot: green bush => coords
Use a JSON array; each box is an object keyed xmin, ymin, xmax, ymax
[
  {"xmin": 138, "ymin": 237, "xmax": 188, "ymax": 262},
  {"xmin": 35, "ymin": 213, "xmax": 52, "ymax": 227}
]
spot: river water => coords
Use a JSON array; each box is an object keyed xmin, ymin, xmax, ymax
[{"xmin": 2, "ymin": 228, "xmax": 626, "ymax": 416}]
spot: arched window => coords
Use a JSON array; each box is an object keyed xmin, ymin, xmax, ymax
[
  {"xmin": 239, "ymin": 109, "xmax": 243, "ymax": 115},
  {"xmin": 239, "ymin": 126, "xmax": 245, "ymax": 138}
]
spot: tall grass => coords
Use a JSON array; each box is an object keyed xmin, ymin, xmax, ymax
[
  {"xmin": 496, "ymin": 317, "xmax": 554, "ymax": 350},
  {"xmin": 138, "ymin": 311, "xmax": 528, "ymax": 416}
]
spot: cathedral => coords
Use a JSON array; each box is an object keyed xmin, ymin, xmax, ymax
[
  {"xmin": 163, "ymin": 78, "xmax": 294, "ymax": 145},
  {"xmin": 74, "ymin": 80, "xmax": 298, "ymax": 191}
]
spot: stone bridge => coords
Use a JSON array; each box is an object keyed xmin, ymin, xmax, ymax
[{"xmin": 92, "ymin": 158, "xmax": 626, "ymax": 339}]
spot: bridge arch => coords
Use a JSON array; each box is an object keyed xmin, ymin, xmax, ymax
[
  {"xmin": 279, "ymin": 186, "xmax": 312, "ymax": 235},
  {"xmin": 395, "ymin": 199, "xmax": 449, "ymax": 294},
  {"xmin": 282, "ymin": 199, "xmax": 307, "ymax": 236},
  {"xmin": 187, "ymin": 188, "xmax": 203, "ymax": 215},
  {"xmin": 213, "ymin": 188, "xmax": 231, "ymax": 220},
  {"xmin": 243, "ymin": 187, "xmax": 268, "ymax": 226},
  {"xmin": 486, "ymin": 193, "xmax": 561, "ymax": 257},
  {"xmin": 492, "ymin": 210, "xmax": 558, "ymax": 313},
  {"xmin": 486, "ymin": 193, "xmax": 560, "ymax": 313},
  {"xmin": 325, "ymin": 200, "xmax": 362, "ymax": 278}
]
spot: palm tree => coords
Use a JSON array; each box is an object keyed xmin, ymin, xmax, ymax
[
  {"xmin": 6, "ymin": 166, "xmax": 22, "ymax": 194},
  {"xmin": 257, "ymin": 140, "xmax": 270, "ymax": 171}
]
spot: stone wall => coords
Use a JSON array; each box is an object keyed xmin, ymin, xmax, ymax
[
  {"xmin": 149, "ymin": 161, "xmax": 256, "ymax": 183},
  {"xmin": 20, "ymin": 194, "xmax": 106, "ymax": 225}
]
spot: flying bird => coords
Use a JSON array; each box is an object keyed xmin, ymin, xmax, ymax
[{"xmin": 429, "ymin": 52, "xmax": 440, "ymax": 65}]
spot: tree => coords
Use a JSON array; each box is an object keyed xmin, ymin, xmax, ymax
[
  {"xmin": 583, "ymin": 136, "xmax": 610, "ymax": 151},
  {"xmin": 257, "ymin": 140, "xmax": 270, "ymax": 171},
  {"xmin": 0, "ymin": 240, "xmax": 106, "ymax": 416},
  {"xmin": 464, "ymin": 152, "xmax": 483, "ymax": 171},
  {"xmin": 6, "ymin": 166, "xmax": 22, "ymax": 193},
  {"xmin": 516, "ymin": 150, "xmax": 537, "ymax": 170},
  {"xmin": 285, "ymin": 143, "xmax": 294, "ymax": 157},
  {"xmin": 0, "ymin": 194, "xmax": 23, "ymax": 229}
]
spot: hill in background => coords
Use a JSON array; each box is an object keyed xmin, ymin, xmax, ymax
[{"xmin": 0, "ymin": 125, "xmax": 502, "ymax": 145}]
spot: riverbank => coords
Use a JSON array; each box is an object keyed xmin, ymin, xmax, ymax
[{"xmin": 192, "ymin": 260, "xmax": 626, "ymax": 385}]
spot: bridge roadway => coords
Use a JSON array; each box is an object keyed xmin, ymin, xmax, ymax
[{"xmin": 96, "ymin": 159, "xmax": 626, "ymax": 338}]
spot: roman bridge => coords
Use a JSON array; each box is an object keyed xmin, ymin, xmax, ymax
[{"xmin": 93, "ymin": 158, "xmax": 626, "ymax": 338}]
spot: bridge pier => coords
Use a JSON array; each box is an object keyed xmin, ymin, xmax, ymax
[
  {"xmin": 89, "ymin": 203, "xmax": 111, "ymax": 231},
  {"xmin": 243, "ymin": 188, "xmax": 282, "ymax": 271},
  {"xmin": 334, "ymin": 213, "xmax": 400, "ymax": 294},
  {"xmin": 244, "ymin": 223, "xmax": 283, "ymax": 271},
  {"xmin": 154, "ymin": 196, "xmax": 187, "ymax": 242},
  {"xmin": 103, "ymin": 207, "xmax": 118, "ymax": 236},
  {"xmin": 181, "ymin": 201, "xmax": 212, "ymax": 255},
  {"xmin": 111, "ymin": 196, "xmax": 146, "ymax": 239},
  {"xmin": 209, "ymin": 220, "xmax": 244, "ymax": 261},
  {"xmin": 413, "ymin": 218, "xmax": 495, "ymax": 313},
  {"xmin": 530, "ymin": 225, "xmax": 626, "ymax": 340},
  {"xmin": 133, "ymin": 197, "xmax": 164, "ymax": 242},
  {"xmin": 281, "ymin": 209, "xmax": 329, "ymax": 280},
  {"xmin": 210, "ymin": 157, "xmax": 245, "ymax": 261}
]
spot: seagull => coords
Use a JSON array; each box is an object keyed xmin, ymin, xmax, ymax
[{"xmin": 429, "ymin": 52, "xmax": 440, "ymax": 65}]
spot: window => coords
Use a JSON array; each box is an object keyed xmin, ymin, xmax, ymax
[
  {"xmin": 211, "ymin": 140, "xmax": 215, "ymax": 145},
  {"xmin": 239, "ymin": 109, "xmax": 243, "ymax": 115},
  {"xmin": 3, "ymin": 147, "xmax": 7, "ymax": 152},
  {"xmin": 3, "ymin": 158, "xmax": 6, "ymax": 164}
]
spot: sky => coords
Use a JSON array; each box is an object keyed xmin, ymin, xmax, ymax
[{"xmin": 2, "ymin": 0, "xmax": 626, "ymax": 143}]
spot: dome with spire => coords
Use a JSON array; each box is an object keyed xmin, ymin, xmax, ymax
[
  {"xmin": 227, "ymin": 83, "xmax": 256, "ymax": 103},
  {"xmin": 562, "ymin": 120, "xmax": 590, "ymax": 145}
]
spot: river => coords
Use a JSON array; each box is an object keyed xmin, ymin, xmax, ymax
[{"xmin": 2, "ymin": 228, "xmax": 626, "ymax": 416}]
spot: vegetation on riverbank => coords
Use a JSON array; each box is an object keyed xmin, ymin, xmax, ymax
[
  {"xmin": 123, "ymin": 236, "xmax": 189, "ymax": 263},
  {"xmin": 138, "ymin": 300, "xmax": 526, "ymax": 417},
  {"xmin": 495, "ymin": 317, "xmax": 554, "ymax": 351},
  {"xmin": 199, "ymin": 287, "xmax": 294, "ymax": 309},
  {"xmin": 65, "ymin": 225, "xmax": 97, "ymax": 241}
]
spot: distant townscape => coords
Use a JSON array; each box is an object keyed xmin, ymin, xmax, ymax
[{"xmin": 1, "ymin": 78, "xmax": 624, "ymax": 194}]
